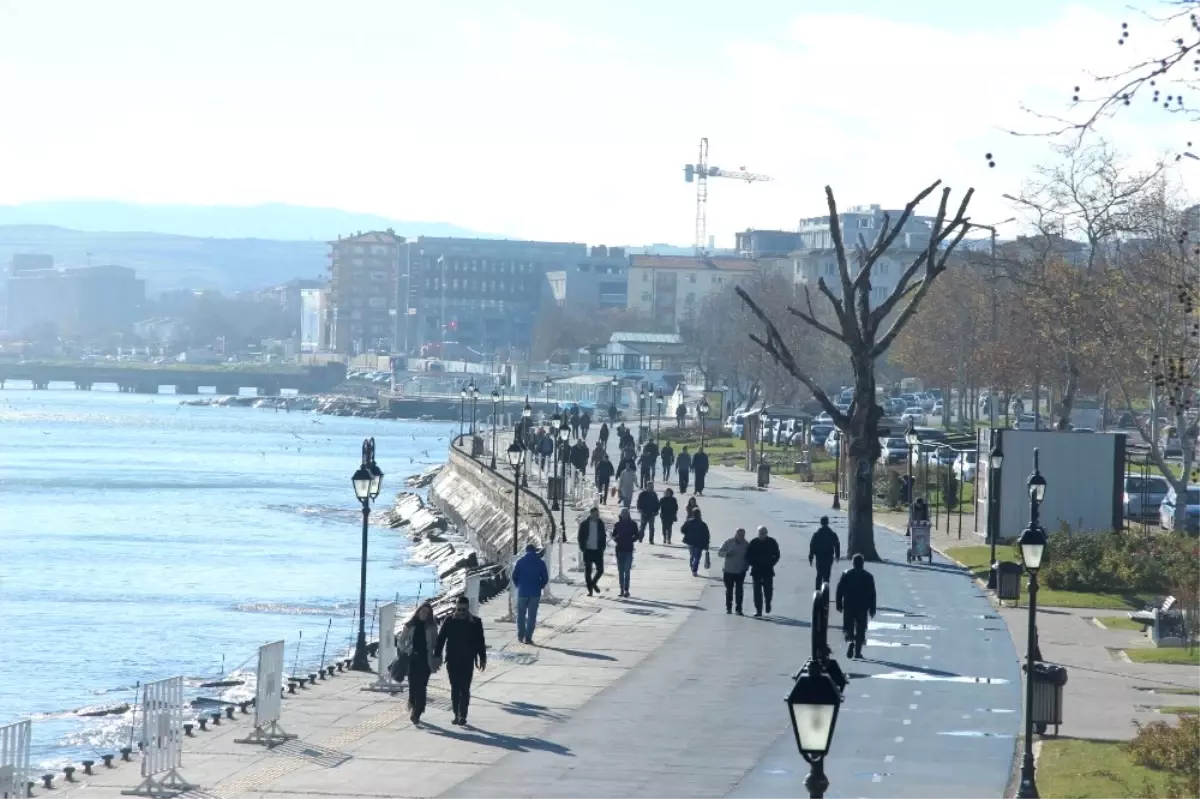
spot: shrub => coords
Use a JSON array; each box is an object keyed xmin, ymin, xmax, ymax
[
  {"xmin": 1125, "ymin": 716, "xmax": 1200, "ymax": 798},
  {"xmin": 1037, "ymin": 530, "xmax": 1199, "ymax": 595}
]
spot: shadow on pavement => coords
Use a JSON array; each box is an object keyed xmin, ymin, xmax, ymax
[
  {"xmin": 537, "ymin": 645, "xmax": 618, "ymax": 662},
  {"xmin": 759, "ymin": 616, "xmax": 811, "ymax": 628},
  {"xmin": 498, "ymin": 700, "xmax": 567, "ymax": 722},
  {"xmin": 856, "ymin": 658, "xmax": 962, "ymax": 678},
  {"xmin": 879, "ymin": 560, "xmax": 969, "ymax": 576},
  {"xmin": 425, "ymin": 723, "xmax": 574, "ymax": 756},
  {"xmin": 614, "ymin": 596, "xmax": 706, "ymax": 612}
]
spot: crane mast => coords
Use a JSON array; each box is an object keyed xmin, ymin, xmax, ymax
[{"xmin": 683, "ymin": 137, "xmax": 771, "ymax": 254}]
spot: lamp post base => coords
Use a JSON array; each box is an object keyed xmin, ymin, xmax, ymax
[
  {"xmin": 804, "ymin": 762, "xmax": 829, "ymax": 799},
  {"xmin": 1016, "ymin": 767, "xmax": 1039, "ymax": 798},
  {"xmin": 831, "ymin": 493, "xmax": 840, "ymax": 510},
  {"xmin": 350, "ymin": 632, "xmax": 372, "ymax": 672}
]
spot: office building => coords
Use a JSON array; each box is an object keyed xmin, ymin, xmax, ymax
[
  {"xmin": 626, "ymin": 254, "xmax": 758, "ymax": 330},
  {"xmin": 6, "ymin": 258, "xmax": 145, "ymax": 339},
  {"xmin": 327, "ymin": 230, "xmax": 403, "ymax": 355},
  {"xmin": 544, "ymin": 245, "xmax": 629, "ymax": 310}
]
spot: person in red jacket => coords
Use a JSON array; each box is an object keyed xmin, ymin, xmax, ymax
[{"xmin": 611, "ymin": 509, "xmax": 639, "ymax": 597}]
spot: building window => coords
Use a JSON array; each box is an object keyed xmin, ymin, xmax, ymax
[
  {"xmin": 353, "ymin": 245, "xmax": 365, "ymax": 254},
  {"xmin": 825, "ymin": 263, "xmax": 835, "ymax": 276},
  {"xmin": 641, "ymin": 291, "xmax": 652, "ymax": 302},
  {"xmin": 877, "ymin": 263, "xmax": 889, "ymax": 275},
  {"xmin": 642, "ymin": 272, "xmax": 649, "ymax": 282},
  {"xmin": 688, "ymin": 273, "xmax": 697, "ymax": 283},
  {"xmin": 353, "ymin": 258, "xmax": 364, "ymax": 267},
  {"xmin": 371, "ymin": 245, "xmax": 389, "ymax": 255},
  {"xmin": 685, "ymin": 293, "xmax": 695, "ymax": 305},
  {"xmin": 858, "ymin": 218, "xmax": 873, "ymax": 228}
]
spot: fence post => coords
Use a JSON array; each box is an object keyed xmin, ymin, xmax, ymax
[
  {"xmin": 551, "ymin": 538, "xmax": 572, "ymax": 584},
  {"xmin": 234, "ymin": 641, "xmax": 296, "ymax": 748},
  {"xmin": 0, "ymin": 719, "xmax": 31, "ymax": 799},
  {"xmin": 366, "ymin": 603, "xmax": 403, "ymax": 692},
  {"xmin": 121, "ymin": 676, "xmax": 194, "ymax": 796},
  {"xmin": 465, "ymin": 572, "xmax": 482, "ymax": 616}
]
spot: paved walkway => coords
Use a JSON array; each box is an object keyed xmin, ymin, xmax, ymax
[{"xmin": 51, "ymin": 454, "xmax": 1020, "ymax": 799}]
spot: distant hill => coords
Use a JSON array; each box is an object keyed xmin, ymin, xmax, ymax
[
  {"xmin": 0, "ymin": 201, "xmax": 494, "ymax": 242},
  {"xmin": 0, "ymin": 225, "xmax": 327, "ymax": 294}
]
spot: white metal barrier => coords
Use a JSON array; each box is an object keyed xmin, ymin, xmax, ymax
[
  {"xmin": 0, "ymin": 719, "xmax": 31, "ymax": 799},
  {"xmin": 121, "ymin": 676, "xmax": 193, "ymax": 796},
  {"xmin": 367, "ymin": 603, "xmax": 403, "ymax": 692},
  {"xmin": 235, "ymin": 641, "xmax": 295, "ymax": 748},
  {"xmin": 465, "ymin": 573, "xmax": 482, "ymax": 616},
  {"xmin": 551, "ymin": 539, "xmax": 572, "ymax": 584}
]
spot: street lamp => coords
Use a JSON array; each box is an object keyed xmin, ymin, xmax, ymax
[
  {"xmin": 639, "ymin": 388, "xmax": 647, "ymax": 445},
  {"xmin": 759, "ymin": 412, "xmax": 769, "ymax": 467},
  {"xmin": 350, "ymin": 438, "xmax": 383, "ymax": 672},
  {"xmin": 469, "ymin": 381, "xmax": 479, "ymax": 436},
  {"xmin": 785, "ymin": 583, "xmax": 846, "ymax": 799},
  {"xmin": 904, "ymin": 419, "xmax": 919, "ymax": 530},
  {"xmin": 458, "ymin": 384, "xmax": 468, "ymax": 439},
  {"xmin": 549, "ymin": 413, "xmax": 562, "ymax": 511},
  {"xmin": 521, "ymin": 399, "xmax": 532, "ymax": 486},
  {"xmin": 543, "ymin": 376, "xmax": 553, "ymax": 416},
  {"xmin": 558, "ymin": 424, "xmax": 571, "ymax": 538},
  {"xmin": 698, "ymin": 397, "xmax": 710, "ymax": 449},
  {"xmin": 655, "ymin": 391, "xmax": 664, "ymax": 442},
  {"xmin": 506, "ymin": 441, "xmax": 526, "ymax": 556},
  {"xmin": 986, "ymin": 434, "xmax": 1005, "ymax": 589},
  {"xmin": 489, "ymin": 389, "xmax": 499, "ymax": 469},
  {"xmin": 1017, "ymin": 449, "xmax": 1048, "ymax": 799}
]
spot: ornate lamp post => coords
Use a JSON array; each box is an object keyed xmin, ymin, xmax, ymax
[
  {"xmin": 832, "ymin": 432, "xmax": 842, "ymax": 511},
  {"xmin": 558, "ymin": 424, "xmax": 571, "ymax": 537},
  {"xmin": 520, "ymin": 399, "xmax": 532, "ymax": 486},
  {"xmin": 610, "ymin": 376, "xmax": 619, "ymax": 415},
  {"xmin": 506, "ymin": 441, "xmax": 526, "ymax": 556},
  {"xmin": 350, "ymin": 438, "xmax": 384, "ymax": 672},
  {"xmin": 904, "ymin": 419, "xmax": 919, "ymax": 529},
  {"xmin": 549, "ymin": 413, "xmax": 562, "ymax": 511},
  {"xmin": 655, "ymin": 391, "xmax": 664, "ymax": 442},
  {"xmin": 1017, "ymin": 450, "xmax": 1048, "ymax": 799},
  {"xmin": 638, "ymin": 388, "xmax": 647, "ymax": 445},
  {"xmin": 759, "ymin": 412, "xmax": 769, "ymax": 467},
  {"xmin": 986, "ymin": 435, "xmax": 1005, "ymax": 589},
  {"xmin": 489, "ymin": 389, "xmax": 500, "ymax": 469},
  {"xmin": 458, "ymin": 384, "xmax": 467, "ymax": 439},
  {"xmin": 698, "ymin": 397, "xmax": 710, "ymax": 449},
  {"xmin": 469, "ymin": 381, "xmax": 479, "ymax": 436},
  {"xmin": 543, "ymin": 376, "xmax": 553, "ymax": 416}
]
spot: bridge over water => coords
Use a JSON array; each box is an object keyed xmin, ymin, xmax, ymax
[{"xmin": 0, "ymin": 361, "xmax": 347, "ymax": 395}]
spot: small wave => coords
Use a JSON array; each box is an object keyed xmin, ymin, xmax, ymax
[
  {"xmin": 233, "ymin": 601, "xmax": 355, "ymax": 616},
  {"xmin": 75, "ymin": 703, "xmax": 131, "ymax": 718}
]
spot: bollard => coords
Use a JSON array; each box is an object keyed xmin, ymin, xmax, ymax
[
  {"xmin": 224, "ymin": 706, "xmax": 235, "ymax": 720},
  {"xmin": 27, "ymin": 781, "xmax": 36, "ymax": 795},
  {"xmin": 239, "ymin": 701, "xmax": 251, "ymax": 714},
  {"xmin": 287, "ymin": 682, "xmax": 296, "ymax": 694},
  {"xmin": 319, "ymin": 668, "xmax": 327, "ymax": 680},
  {"xmin": 198, "ymin": 717, "xmax": 208, "ymax": 731},
  {"xmin": 120, "ymin": 746, "xmax": 133, "ymax": 762},
  {"xmin": 102, "ymin": 754, "xmax": 115, "ymax": 768},
  {"xmin": 336, "ymin": 661, "xmax": 345, "ymax": 672},
  {"xmin": 42, "ymin": 774, "xmax": 54, "ymax": 790},
  {"xmin": 82, "ymin": 759, "xmax": 95, "ymax": 775},
  {"xmin": 64, "ymin": 766, "xmax": 76, "ymax": 782},
  {"xmin": 137, "ymin": 741, "xmax": 144, "ymax": 751},
  {"xmin": 210, "ymin": 711, "xmax": 222, "ymax": 726},
  {"xmin": 309, "ymin": 672, "xmax": 319, "ymax": 685},
  {"xmin": 184, "ymin": 723, "xmax": 195, "ymax": 737}
]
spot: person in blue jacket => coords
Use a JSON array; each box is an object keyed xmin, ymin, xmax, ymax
[{"xmin": 511, "ymin": 543, "xmax": 549, "ymax": 645}]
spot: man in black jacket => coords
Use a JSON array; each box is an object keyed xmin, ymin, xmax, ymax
[
  {"xmin": 835, "ymin": 554, "xmax": 877, "ymax": 659},
  {"xmin": 676, "ymin": 447, "xmax": 692, "ymax": 495},
  {"xmin": 594, "ymin": 452, "xmax": 614, "ymax": 505},
  {"xmin": 660, "ymin": 442, "xmax": 675, "ymax": 480},
  {"xmin": 746, "ymin": 525, "xmax": 781, "ymax": 617},
  {"xmin": 692, "ymin": 448, "xmax": 710, "ymax": 495},
  {"xmin": 680, "ymin": 508, "xmax": 710, "ymax": 576},
  {"xmin": 435, "ymin": 594, "xmax": 487, "ymax": 726},
  {"xmin": 577, "ymin": 507, "xmax": 608, "ymax": 596},
  {"xmin": 808, "ymin": 516, "xmax": 841, "ymax": 590},
  {"xmin": 636, "ymin": 483, "xmax": 660, "ymax": 543},
  {"xmin": 658, "ymin": 487, "xmax": 679, "ymax": 545}
]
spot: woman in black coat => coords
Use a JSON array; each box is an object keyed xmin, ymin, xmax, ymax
[{"xmin": 658, "ymin": 488, "xmax": 679, "ymax": 545}]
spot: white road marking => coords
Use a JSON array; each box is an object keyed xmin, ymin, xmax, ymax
[
  {"xmin": 903, "ymin": 719, "xmax": 912, "ymax": 725},
  {"xmin": 894, "ymin": 736, "xmax": 905, "ymax": 743},
  {"xmin": 884, "ymin": 755, "xmax": 895, "ymax": 763},
  {"xmin": 913, "ymin": 690, "xmax": 922, "ymax": 696},
  {"xmin": 909, "ymin": 703, "xmax": 918, "ymax": 710}
]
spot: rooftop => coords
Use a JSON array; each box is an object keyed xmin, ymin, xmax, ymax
[
  {"xmin": 330, "ymin": 230, "xmax": 405, "ymax": 245},
  {"xmin": 629, "ymin": 254, "xmax": 757, "ymax": 271},
  {"xmin": 609, "ymin": 331, "xmax": 684, "ymax": 344}
]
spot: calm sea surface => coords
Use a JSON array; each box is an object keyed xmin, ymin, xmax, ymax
[{"xmin": 0, "ymin": 387, "xmax": 450, "ymax": 765}]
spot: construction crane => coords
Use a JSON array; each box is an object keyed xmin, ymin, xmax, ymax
[{"xmin": 683, "ymin": 137, "xmax": 772, "ymax": 254}]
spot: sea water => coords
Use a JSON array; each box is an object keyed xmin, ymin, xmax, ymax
[{"xmin": 0, "ymin": 388, "xmax": 451, "ymax": 765}]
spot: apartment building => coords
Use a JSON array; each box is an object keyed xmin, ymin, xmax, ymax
[
  {"xmin": 327, "ymin": 230, "xmax": 402, "ymax": 355},
  {"xmin": 6, "ymin": 256, "xmax": 145, "ymax": 339},
  {"xmin": 626, "ymin": 254, "xmax": 758, "ymax": 329},
  {"xmin": 544, "ymin": 245, "xmax": 629, "ymax": 310}
]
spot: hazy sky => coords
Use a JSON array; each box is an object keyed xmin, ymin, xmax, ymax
[{"xmin": 0, "ymin": 0, "xmax": 1191, "ymax": 245}]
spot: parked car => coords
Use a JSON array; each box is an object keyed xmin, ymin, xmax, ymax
[
  {"xmin": 953, "ymin": 451, "xmax": 977, "ymax": 481},
  {"xmin": 1124, "ymin": 474, "xmax": 1170, "ymax": 522},
  {"xmin": 1012, "ymin": 414, "xmax": 1048, "ymax": 431},
  {"xmin": 809, "ymin": 424, "xmax": 834, "ymax": 447},
  {"xmin": 932, "ymin": 401, "xmax": 944, "ymax": 417},
  {"xmin": 1159, "ymin": 484, "xmax": 1200, "ymax": 533},
  {"xmin": 879, "ymin": 437, "xmax": 909, "ymax": 465},
  {"xmin": 825, "ymin": 428, "xmax": 841, "ymax": 457},
  {"xmin": 885, "ymin": 398, "xmax": 907, "ymax": 416},
  {"xmin": 900, "ymin": 407, "xmax": 925, "ymax": 425}
]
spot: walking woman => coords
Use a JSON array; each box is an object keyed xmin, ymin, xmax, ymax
[{"xmin": 396, "ymin": 600, "xmax": 441, "ymax": 726}]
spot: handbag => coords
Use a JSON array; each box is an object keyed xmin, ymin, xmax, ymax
[{"xmin": 388, "ymin": 651, "xmax": 410, "ymax": 683}]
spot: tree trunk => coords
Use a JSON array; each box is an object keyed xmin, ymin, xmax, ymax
[
  {"xmin": 846, "ymin": 360, "xmax": 882, "ymax": 561},
  {"xmin": 1055, "ymin": 351, "xmax": 1081, "ymax": 430}
]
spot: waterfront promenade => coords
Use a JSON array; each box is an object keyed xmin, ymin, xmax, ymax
[{"xmin": 49, "ymin": 461, "xmax": 1020, "ymax": 798}]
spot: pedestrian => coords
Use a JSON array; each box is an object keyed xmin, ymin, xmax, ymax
[
  {"xmin": 611, "ymin": 508, "xmax": 638, "ymax": 597},
  {"xmin": 435, "ymin": 594, "xmax": 487, "ymax": 726},
  {"xmin": 570, "ymin": 407, "xmax": 580, "ymax": 438},
  {"xmin": 608, "ymin": 402, "xmax": 618, "ymax": 423},
  {"xmin": 675, "ymin": 402, "xmax": 686, "ymax": 428},
  {"xmin": 571, "ymin": 438, "xmax": 590, "ymax": 478},
  {"xmin": 644, "ymin": 438, "xmax": 660, "ymax": 482},
  {"xmin": 598, "ymin": 421, "xmax": 610, "ymax": 451},
  {"xmin": 680, "ymin": 507, "xmax": 711, "ymax": 576},
  {"xmin": 835, "ymin": 554, "xmax": 877, "ymax": 659},
  {"xmin": 581, "ymin": 410, "xmax": 592, "ymax": 440},
  {"xmin": 658, "ymin": 487, "xmax": 679, "ymax": 545},
  {"xmin": 660, "ymin": 441, "xmax": 675, "ymax": 480},
  {"xmin": 511, "ymin": 543, "xmax": 548, "ymax": 645},
  {"xmin": 636, "ymin": 481, "xmax": 660, "ymax": 543},
  {"xmin": 676, "ymin": 446, "xmax": 692, "ymax": 495},
  {"xmin": 591, "ymin": 440, "xmax": 606, "ymax": 470},
  {"xmin": 617, "ymin": 457, "xmax": 637, "ymax": 509},
  {"xmin": 717, "ymin": 527, "xmax": 750, "ymax": 615},
  {"xmin": 692, "ymin": 447, "xmax": 710, "ymax": 495},
  {"xmin": 537, "ymin": 432, "xmax": 553, "ymax": 472},
  {"xmin": 576, "ymin": 506, "xmax": 607, "ymax": 596},
  {"xmin": 639, "ymin": 444, "xmax": 656, "ymax": 489},
  {"xmin": 396, "ymin": 600, "xmax": 440, "ymax": 726},
  {"xmin": 595, "ymin": 451, "xmax": 614, "ymax": 504},
  {"xmin": 808, "ymin": 515, "xmax": 841, "ymax": 590},
  {"xmin": 746, "ymin": 525, "xmax": 781, "ymax": 617}
]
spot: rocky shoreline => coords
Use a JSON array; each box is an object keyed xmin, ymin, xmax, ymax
[{"xmin": 176, "ymin": 392, "xmax": 421, "ymax": 420}]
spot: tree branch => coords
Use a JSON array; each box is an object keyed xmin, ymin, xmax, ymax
[
  {"xmin": 825, "ymin": 186, "xmax": 856, "ymax": 306},
  {"xmin": 786, "ymin": 305, "xmax": 845, "ymax": 343},
  {"xmin": 851, "ymin": 180, "xmax": 943, "ymax": 292}
]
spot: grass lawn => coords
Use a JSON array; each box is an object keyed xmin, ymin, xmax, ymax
[
  {"xmin": 1158, "ymin": 705, "xmax": 1199, "ymax": 715},
  {"xmin": 1154, "ymin": 687, "xmax": 1200, "ymax": 696},
  {"xmin": 943, "ymin": 546, "xmax": 1152, "ymax": 609},
  {"xmin": 1037, "ymin": 738, "xmax": 1176, "ymax": 799},
  {"xmin": 1124, "ymin": 647, "xmax": 1200, "ymax": 666},
  {"xmin": 1097, "ymin": 616, "xmax": 1147, "ymax": 632}
]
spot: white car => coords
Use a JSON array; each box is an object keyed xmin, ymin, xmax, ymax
[
  {"xmin": 815, "ymin": 411, "xmax": 833, "ymax": 424},
  {"xmin": 932, "ymin": 401, "xmax": 944, "ymax": 416},
  {"xmin": 953, "ymin": 451, "xmax": 977, "ymax": 481},
  {"xmin": 900, "ymin": 407, "xmax": 925, "ymax": 425},
  {"xmin": 878, "ymin": 437, "xmax": 910, "ymax": 466}
]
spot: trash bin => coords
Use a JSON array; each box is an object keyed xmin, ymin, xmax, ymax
[
  {"xmin": 471, "ymin": 435, "xmax": 484, "ymax": 457},
  {"xmin": 996, "ymin": 561, "xmax": 1022, "ymax": 603},
  {"xmin": 757, "ymin": 462, "xmax": 771, "ymax": 487},
  {"xmin": 1028, "ymin": 661, "xmax": 1068, "ymax": 735}
]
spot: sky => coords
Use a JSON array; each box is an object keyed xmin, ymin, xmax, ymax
[{"xmin": 0, "ymin": 0, "xmax": 1193, "ymax": 246}]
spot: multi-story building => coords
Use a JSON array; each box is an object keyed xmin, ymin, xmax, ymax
[
  {"xmin": 401, "ymin": 237, "xmax": 586, "ymax": 357},
  {"xmin": 6, "ymin": 257, "xmax": 145, "ymax": 339},
  {"xmin": 299, "ymin": 287, "xmax": 329, "ymax": 352},
  {"xmin": 544, "ymin": 245, "xmax": 629, "ymax": 310},
  {"xmin": 735, "ymin": 229, "xmax": 802, "ymax": 258},
  {"xmin": 626, "ymin": 254, "xmax": 758, "ymax": 330},
  {"xmin": 327, "ymin": 230, "xmax": 403, "ymax": 355},
  {"xmin": 789, "ymin": 204, "xmax": 935, "ymax": 304}
]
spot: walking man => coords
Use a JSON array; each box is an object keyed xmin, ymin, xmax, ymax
[
  {"xmin": 639, "ymin": 443, "xmax": 656, "ymax": 489},
  {"xmin": 581, "ymin": 410, "xmax": 592, "ymax": 440},
  {"xmin": 718, "ymin": 527, "xmax": 750, "ymax": 614},
  {"xmin": 658, "ymin": 487, "xmax": 679, "ymax": 545},
  {"xmin": 680, "ymin": 508, "xmax": 710, "ymax": 576},
  {"xmin": 692, "ymin": 447, "xmax": 710, "ymax": 495},
  {"xmin": 511, "ymin": 543, "xmax": 548, "ymax": 644},
  {"xmin": 595, "ymin": 451, "xmax": 614, "ymax": 504},
  {"xmin": 636, "ymin": 482, "xmax": 660, "ymax": 543},
  {"xmin": 660, "ymin": 441, "xmax": 675, "ymax": 481},
  {"xmin": 435, "ymin": 595, "xmax": 487, "ymax": 726},
  {"xmin": 598, "ymin": 421, "xmax": 610, "ymax": 452},
  {"xmin": 611, "ymin": 508, "xmax": 638, "ymax": 597},
  {"xmin": 617, "ymin": 458, "xmax": 637, "ymax": 509},
  {"xmin": 676, "ymin": 446, "xmax": 692, "ymax": 495},
  {"xmin": 835, "ymin": 554, "xmax": 877, "ymax": 659},
  {"xmin": 675, "ymin": 402, "xmax": 686, "ymax": 428},
  {"xmin": 746, "ymin": 525, "xmax": 781, "ymax": 617},
  {"xmin": 577, "ymin": 506, "xmax": 607, "ymax": 596},
  {"xmin": 808, "ymin": 515, "xmax": 841, "ymax": 590}
]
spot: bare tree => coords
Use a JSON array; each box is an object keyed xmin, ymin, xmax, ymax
[{"xmin": 738, "ymin": 182, "xmax": 974, "ymax": 560}]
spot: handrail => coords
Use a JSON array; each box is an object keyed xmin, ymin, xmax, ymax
[{"xmin": 449, "ymin": 433, "xmax": 558, "ymax": 545}]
